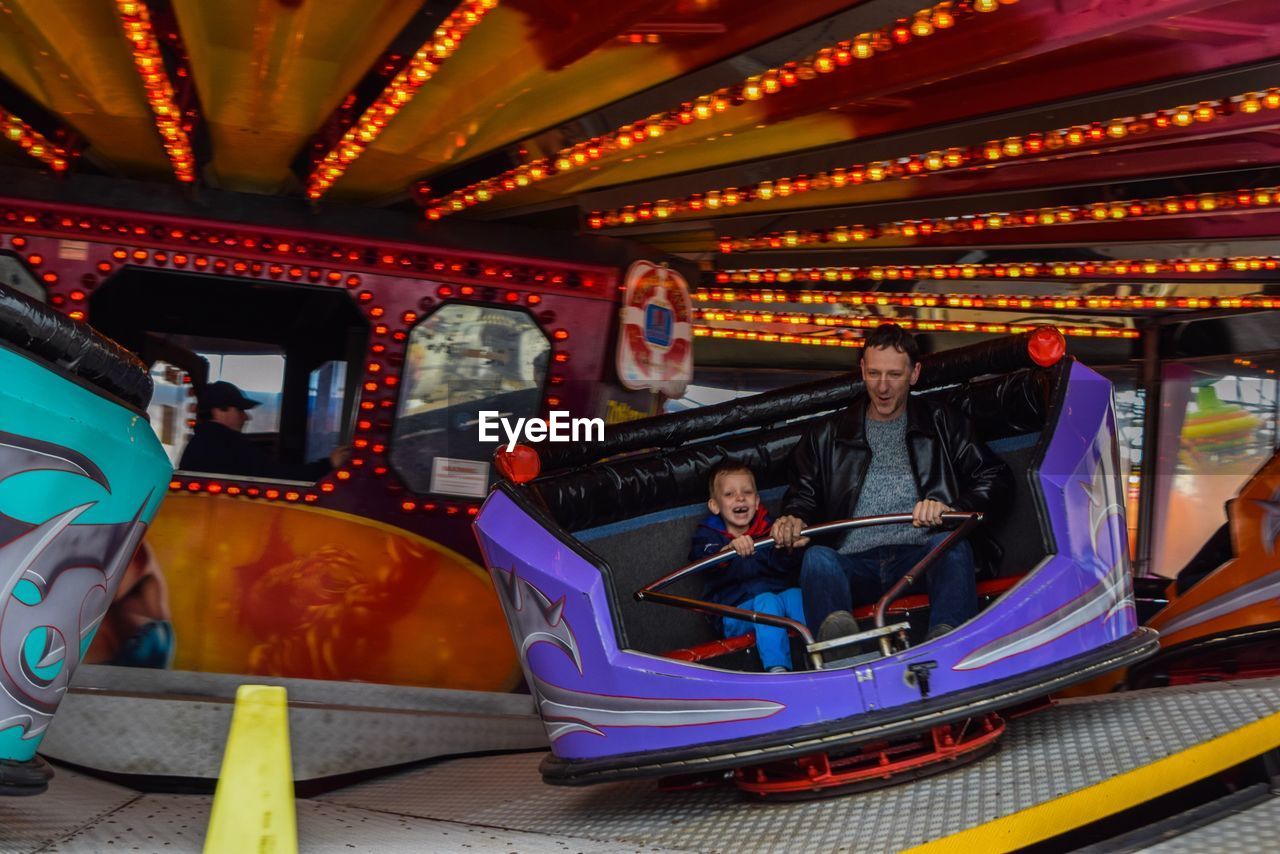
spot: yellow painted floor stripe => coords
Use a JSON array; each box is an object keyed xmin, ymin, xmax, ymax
[
  {"xmin": 905, "ymin": 706, "xmax": 1280, "ymax": 853},
  {"xmin": 203, "ymin": 684, "xmax": 297, "ymax": 854}
]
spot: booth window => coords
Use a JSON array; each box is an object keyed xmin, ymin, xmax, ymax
[
  {"xmin": 307, "ymin": 360, "xmax": 347, "ymax": 463},
  {"xmin": 0, "ymin": 253, "xmax": 46, "ymax": 302},
  {"xmin": 390, "ymin": 303, "xmax": 549, "ymax": 497},
  {"xmin": 89, "ymin": 269, "xmax": 367, "ymax": 482},
  {"xmin": 147, "ymin": 346, "xmax": 286, "ymax": 466}
]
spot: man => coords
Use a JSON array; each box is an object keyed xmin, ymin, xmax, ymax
[
  {"xmin": 770, "ymin": 324, "xmax": 1010, "ymax": 644},
  {"xmin": 179, "ymin": 381, "xmax": 348, "ymax": 480}
]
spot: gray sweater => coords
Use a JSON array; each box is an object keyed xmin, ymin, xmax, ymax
[{"xmin": 838, "ymin": 413, "xmax": 929, "ymax": 553}]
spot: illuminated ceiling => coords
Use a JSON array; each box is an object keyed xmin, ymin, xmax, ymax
[{"xmin": 1, "ymin": 0, "xmax": 1279, "ymax": 359}]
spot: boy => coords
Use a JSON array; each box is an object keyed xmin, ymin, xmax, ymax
[{"xmin": 689, "ymin": 460, "xmax": 806, "ymax": 672}]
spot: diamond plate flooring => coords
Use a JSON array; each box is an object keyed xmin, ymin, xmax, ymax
[
  {"xmin": 1140, "ymin": 795, "xmax": 1280, "ymax": 853},
  {"xmin": 4, "ymin": 679, "xmax": 1279, "ymax": 853},
  {"xmin": 317, "ymin": 680, "xmax": 1280, "ymax": 853},
  {"xmin": 34, "ymin": 795, "xmax": 681, "ymax": 853},
  {"xmin": 0, "ymin": 767, "xmax": 138, "ymax": 853}
]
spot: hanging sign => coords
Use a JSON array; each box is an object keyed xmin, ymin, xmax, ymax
[{"xmin": 616, "ymin": 261, "xmax": 693, "ymax": 397}]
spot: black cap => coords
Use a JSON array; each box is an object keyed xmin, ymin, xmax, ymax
[{"xmin": 199, "ymin": 381, "xmax": 260, "ymax": 410}]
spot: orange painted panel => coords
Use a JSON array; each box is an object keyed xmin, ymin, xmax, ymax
[{"xmin": 143, "ymin": 493, "xmax": 520, "ymax": 691}]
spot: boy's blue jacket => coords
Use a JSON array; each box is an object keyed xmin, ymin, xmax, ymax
[{"xmin": 688, "ymin": 508, "xmax": 801, "ymax": 609}]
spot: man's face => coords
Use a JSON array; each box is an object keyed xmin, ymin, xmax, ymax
[
  {"xmin": 861, "ymin": 345, "xmax": 920, "ymax": 421},
  {"xmin": 708, "ymin": 471, "xmax": 760, "ymax": 536},
  {"xmin": 212, "ymin": 405, "xmax": 250, "ymax": 432}
]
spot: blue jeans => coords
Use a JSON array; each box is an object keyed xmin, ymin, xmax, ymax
[
  {"xmin": 722, "ymin": 588, "xmax": 807, "ymax": 671},
  {"xmin": 800, "ymin": 532, "xmax": 976, "ymax": 634}
]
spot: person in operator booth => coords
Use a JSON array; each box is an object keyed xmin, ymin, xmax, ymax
[
  {"xmin": 179, "ymin": 381, "xmax": 349, "ymax": 480},
  {"xmin": 770, "ymin": 323, "xmax": 1011, "ymax": 646}
]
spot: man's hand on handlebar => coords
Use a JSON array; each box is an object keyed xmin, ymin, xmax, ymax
[
  {"xmin": 722, "ymin": 533, "xmax": 757, "ymax": 557},
  {"xmin": 770, "ymin": 515, "xmax": 810, "ymax": 549},
  {"xmin": 912, "ymin": 499, "xmax": 953, "ymax": 528}
]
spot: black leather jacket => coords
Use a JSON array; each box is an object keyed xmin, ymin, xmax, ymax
[
  {"xmin": 179, "ymin": 421, "xmax": 331, "ymax": 482},
  {"xmin": 781, "ymin": 393, "xmax": 1011, "ymax": 526}
]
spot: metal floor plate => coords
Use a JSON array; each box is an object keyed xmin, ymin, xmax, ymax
[
  {"xmin": 1140, "ymin": 795, "xmax": 1280, "ymax": 853},
  {"xmin": 0, "ymin": 766, "xmax": 138, "ymax": 853},
  {"xmin": 35, "ymin": 795, "xmax": 681, "ymax": 853},
  {"xmin": 4, "ymin": 679, "xmax": 1279, "ymax": 853},
  {"xmin": 39, "ymin": 793, "xmax": 209, "ymax": 852},
  {"xmin": 317, "ymin": 680, "xmax": 1280, "ymax": 853}
]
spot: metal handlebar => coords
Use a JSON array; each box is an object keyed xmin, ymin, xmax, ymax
[
  {"xmin": 635, "ymin": 511, "xmax": 983, "ymax": 667},
  {"xmin": 871, "ymin": 513, "xmax": 982, "ymax": 629}
]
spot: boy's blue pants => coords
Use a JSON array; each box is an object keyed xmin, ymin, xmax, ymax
[{"xmin": 722, "ymin": 588, "xmax": 806, "ymax": 671}]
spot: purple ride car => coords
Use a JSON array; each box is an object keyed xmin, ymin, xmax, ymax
[{"xmin": 473, "ymin": 331, "xmax": 1158, "ymax": 787}]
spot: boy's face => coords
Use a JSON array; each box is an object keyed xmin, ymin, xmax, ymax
[{"xmin": 708, "ymin": 471, "xmax": 760, "ymax": 536}]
